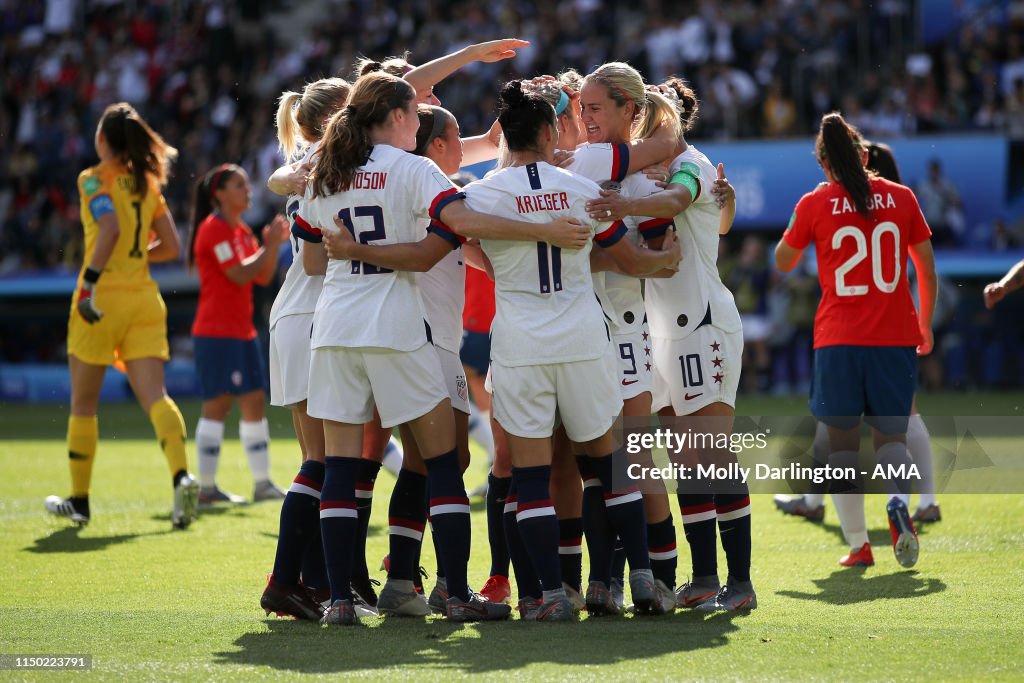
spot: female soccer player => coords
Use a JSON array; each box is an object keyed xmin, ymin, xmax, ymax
[
  {"xmin": 187, "ymin": 165, "xmax": 289, "ymax": 506},
  {"xmin": 46, "ymin": 102, "xmax": 198, "ymax": 530},
  {"xmin": 294, "ymin": 71, "xmax": 586, "ymax": 625},
  {"xmin": 259, "ymin": 77, "xmax": 351, "ymax": 621},
  {"xmin": 468, "ymin": 80, "xmax": 659, "ymax": 620},
  {"xmin": 586, "ymin": 76, "xmax": 754, "ymax": 612},
  {"xmin": 774, "ymin": 112, "xmax": 937, "ymax": 570}
]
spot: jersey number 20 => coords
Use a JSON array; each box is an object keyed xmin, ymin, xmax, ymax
[{"xmin": 833, "ymin": 221, "xmax": 900, "ymax": 296}]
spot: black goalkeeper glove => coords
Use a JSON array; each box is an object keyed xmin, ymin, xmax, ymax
[{"xmin": 77, "ymin": 267, "xmax": 104, "ymax": 324}]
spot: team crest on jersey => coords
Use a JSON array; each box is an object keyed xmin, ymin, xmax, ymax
[
  {"xmin": 456, "ymin": 376, "xmax": 468, "ymax": 401},
  {"xmin": 83, "ymin": 176, "xmax": 101, "ymax": 196},
  {"xmin": 600, "ymin": 180, "xmax": 621, "ymax": 193}
]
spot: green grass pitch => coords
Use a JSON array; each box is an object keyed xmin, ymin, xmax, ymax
[{"xmin": 1, "ymin": 394, "xmax": 1023, "ymax": 681}]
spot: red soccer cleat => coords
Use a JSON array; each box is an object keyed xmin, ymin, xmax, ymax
[
  {"xmin": 479, "ymin": 574, "xmax": 512, "ymax": 604},
  {"xmin": 839, "ymin": 542, "xmax": 875, "ymax": 567}
]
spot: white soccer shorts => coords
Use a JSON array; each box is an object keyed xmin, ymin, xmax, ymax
[
  {"xmin": 491, "ymin": 346, "xmax": 623, "ymax": 442},
  {"xmin": 269, "ymin": 313, "xmax": 313, "ymax": 407},
  {"xmin": 651, "ymin": 325, "xmax": 743, "ymax": 415},
  {"xmin": 612, "ymin": 323, "xmax": 653, "ymax": 401},
  {"xmin": 435, "ymin": 345, "xmax": 470, "ymax": 415},
  {"xmin": 307, "ymin": 342, "xmax": 448, "ymax": 428}
]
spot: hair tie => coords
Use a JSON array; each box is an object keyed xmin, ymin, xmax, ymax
[
  {"xmin": 554, "ymin": 89, "xmax": 570, "ymax": 116},
  {"xmin": 345, "ymin": 105, "xmax": 358, "ymax": 116},
  {"xmin": 208, "ymin": 163, "xmax": 232, "ymax": 198}
]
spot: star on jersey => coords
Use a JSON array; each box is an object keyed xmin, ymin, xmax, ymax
[
  {"xmin": 645, "ymin": 361, "xmax": 652, "ymax": 372},
  {"xmin": 642, "ymin": 330, "xmax": 649, "ymax": 342},
  {"xmin": 713, "ymin": 372, "xmax": 724, "ymax": 384},
  {"xmin": 712, "ymin": 356, "xmax": 723, "ymax": 368},
  {"xmin": 644, "ymin": 345, "xmax": 651, "ymax": 357},
  {"xmin": 710, "ymin": 341, "xmax": 721, "ymax": 352}
]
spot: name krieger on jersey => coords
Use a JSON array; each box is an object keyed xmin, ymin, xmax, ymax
[
  {"xmin": 346, "ymin": 171, "xmax": 388, "ymax": 190},
  {"xmin": 515, "ymin": 192, "xmax": 570, "ymax": 214},
  {"xmin": 830, "ymin": 192, "xmax": 897, "ymax": 215}
]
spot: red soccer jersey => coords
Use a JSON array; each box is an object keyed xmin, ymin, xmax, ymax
[
  {"xmin": 463, "ymin": 265, "xmax": 495, "ymax": 334},
  {"xmin": 192, "ymin": 214, "xmax": 263, "ymax": 340},
  {"xmin": 783, "ymin": 176, "xmax": 932, "ymax": 349}
]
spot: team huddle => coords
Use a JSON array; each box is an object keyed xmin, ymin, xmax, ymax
[{"xmin": 48, "ymin": 37, "xmax": 940, "ymax": 627}]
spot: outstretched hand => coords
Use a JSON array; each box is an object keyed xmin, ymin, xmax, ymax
[
  {"xmin": 262, "ymin": 214, "xmax": 290, "ymax": 247},
  {"xmin": 710, "ymin": 162, "xmax": 734, "ymax": 210},
  {"xmin": 470, "ymin": 39, "xmax": 530, "ymax": 63}
]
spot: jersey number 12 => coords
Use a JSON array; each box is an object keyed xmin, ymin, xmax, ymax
[{"xmin": 337, "ymin": 206, "xmax": 393, "ymax": 275}]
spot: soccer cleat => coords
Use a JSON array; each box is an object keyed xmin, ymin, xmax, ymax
[
  {"xmin": 675, "ymin": 577, "xmax": 721, "ymax": 609},
  {"xmin": 629, "ymin": 569, "xmax": 657, "ymax": 615},
  {"xmin": 45, "ymin": 495, "xmax": 90, "ymax": 526},
  {"xmin": 446, "ymin": 592, "xmax": 512, "ymax": 622},
  {"xmin": 172, "ymin": 473, "xmax": 199, "ymax": 530},
  {"xmin": 321, "ymin": 599, "xmax": 358, "ymax": 626},
  {"xmin": 533, "ymin": 595, "xmax": 577, "ymax": 622},
  {"xmin": 563, "ymin": 583, "xmax": 585, "ymax": 612},
  {"xmin": 253, "ymin": 480, "xmax": 286, "ymax": 502},
  {"xmin": 887, "ymin": 498, "xmax": 920, "ymax": 568},
  {"xmin": 427, "ymin": 577, "xmax": 449, "ymax": 614},
  {"xmin": 517, "ymin": 597, "xmax": 542, "ymax": 620},
  {"xmin": 772, "ymin": 494, "xmax": 825, "ymax": 522},
  {"xmin": 839, "ymin": 542, "xmax": 875, "ymax": 567},
  {"xmin": 584, "ymin": 581, "xmax": 622, "ymax": 616},
  {"xmin": 610, "ymin": 577, "xmax": 626, "ymax": 612},
  {"xmin": 696, "ymin": 581, "xmax": 757, "ymax": 612},
  {"xmin": 912, "ymin": 503, "xmax": 942, "ymax": 524},
  {"xmin": 261, "ymin": 576, "xmax": 325, "ymax": 621},
  {"xmin": 377, "ymin": 580, "xmax": 432, "ymax": 617},
  {"xmin": 198, "ymin": 486, "xmax": 246, "ymax": 506},
  {"xmin": 651, "ymin": 579, "xmax": 677, "ymax": 615},
  {"xmin": 479, "ymin": 575, "xmax": 512, "ymax": 604},
  {"xmin": 350, "ymin": 576, "xmax": 380, "ymax": 609}
]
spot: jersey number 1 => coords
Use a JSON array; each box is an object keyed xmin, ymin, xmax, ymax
[{"xmin": 129, "ymin": 201, "xmax": 143, "ymax": 259}]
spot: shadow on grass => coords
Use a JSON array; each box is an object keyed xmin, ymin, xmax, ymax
[
  {"xmin": 214, "ymin": 610, "xmax": 742, "ymax": 674},
  {"xmin": 24, "ymin": 525, "xmax": 170, "ymax": 554},
  {"xmin": 777, "ymin": 568, "xmax": 946, "ymax": 605}
]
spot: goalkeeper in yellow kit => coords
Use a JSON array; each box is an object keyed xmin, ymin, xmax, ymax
[{"xmin": 45, "ymin": 102, "xmax": 199, "ymax": 529}]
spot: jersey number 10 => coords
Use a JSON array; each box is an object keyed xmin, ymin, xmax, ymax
[{"xmin": 833, "ymin": 221, "xmax": 901, "ymax": 297}]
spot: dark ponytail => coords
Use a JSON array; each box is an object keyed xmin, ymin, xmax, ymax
[
  {"xmin": 186, "ymin": 164, "xmax": 242, "ymax": 269},
  {"xmin": 866, "ymin": 141, "xmax": 902, "ymax": 184},
  {"xmin": 98, "ymin": 102, "xmax": 177, "ymax": 198},
  {"xmin": 497, "ymin": 80, "xmax": 555, "ymax": 153},
  {"xmin": 816, "ymin": 112, "xmax": 871, "ymax": 217},
  {"xmin": 310, "ymin": 71, "xmax": 415, "ymax": 197}
]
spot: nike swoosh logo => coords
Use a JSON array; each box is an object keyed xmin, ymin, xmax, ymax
[
  {"xmin": 684, "ymin": 591, "xmax": 717, "ymax": 606},
  {"xmin": 684, "ymin": 392, "xmax": 703, "ymax": 400},
  {"xmin": 622, "ymin": 379, "xmax": 639, "ymax": 386}
]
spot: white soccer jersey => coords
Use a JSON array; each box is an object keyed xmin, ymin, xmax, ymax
[
  {"xmin": 269, "ymin": 142, "xmax": 323, "ymax": 329},
  {"xmin": 465, "ymin": 162, "xmax": 620, "ymax": 366},
  {"xmin": 296, "ymin": 144, "xmax": 464, "ymax": 352},
  {"xmin": 603, "ymin": 173, "xmax": 674, "ymax": 336},
  {"xmin": 644, "ymin": 146, "xmax": 741, "ymax": 340},
  {"xmin": 417, "ymin": 239, "xmax": 465, "ymax": 354}
]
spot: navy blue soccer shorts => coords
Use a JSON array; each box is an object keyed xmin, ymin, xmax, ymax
[
  {"xmin": 810, "ymin": 345, "xmax": 917, "ymax": 435},
  {"xmin": 193, "ymin": 336, "xmax": 268, "ymax": 400}
]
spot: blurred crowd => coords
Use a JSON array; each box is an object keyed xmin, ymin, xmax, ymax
[{"xmin": 1, "ymin": 0, "xmax": 1023, "ymax": 388}]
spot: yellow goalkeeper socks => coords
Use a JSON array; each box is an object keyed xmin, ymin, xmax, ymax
[
  {"xmin": 149, "ymin": 396, "xmax": 189, "ymax": 483},
  {"xmin": 67, "ymin": 415, "xmax": 98, "ymax": 498}
]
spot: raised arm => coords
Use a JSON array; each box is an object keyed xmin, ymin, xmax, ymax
[
  {"xmin": 223, "ymin": 215, "xmax": 288, "ymax": 286},
  {"xmin": 404, "ymin": 39, "xmax": 529, "ymax": 97}
]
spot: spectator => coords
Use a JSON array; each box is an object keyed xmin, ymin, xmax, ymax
[{"xmin": 916, "ymin": 159, "xmax": 966, "ymax": 246}]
